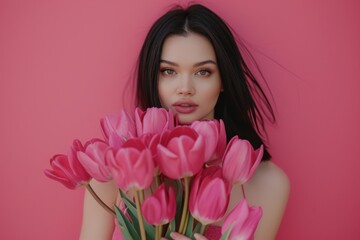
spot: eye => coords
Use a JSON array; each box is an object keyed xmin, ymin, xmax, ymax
[
  {"xmin": 160, "ymin": 68, "xmax": 176, "ymax": 76},
  {"xmin": 196, "ymin": 69, "xmax": 211, "ymax": 77}
]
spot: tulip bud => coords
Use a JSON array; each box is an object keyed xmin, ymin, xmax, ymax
[
  {"xmin": 77, "ymin": 138, "xmax": 112, "ymax": 182},
  {"xmin": 141, "ymin": 183, "xmax": 176, "ymax": 225},
  {"xmin": 101, "ymin": 110, "xmax": 136, "ymax": 143},
  {"xmin": 189, "ymin": 167, "xmax": 230, "ymax": 225},
  {"xmin": 135, "ymin": 107, "xmax": 175, "ymax": 136},
  {"xmin": 44, "ymin": 140, "xmax": 91, "ymax": 189},
  {"xmin": 157, "ymin": 126, "xmax": 205, "ymax": 179},
  {"xmin": 191, "ymin": 119, "xmax": 226, "ymax": 165},
  {"xmin": 106, "ymin": 138, "xmax": 154, "ymax": 192},
  {"xmin": 222, "ymin": 136, "xmax": 264, "ymax": 185},
  {"xmin": 221, "ymin": 199, "xmax": 262, "ymax": 240}
]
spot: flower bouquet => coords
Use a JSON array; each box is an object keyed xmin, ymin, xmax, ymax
[{"xmin": 45, "ymin": 107, "xmax": 263, "ymax": 240}]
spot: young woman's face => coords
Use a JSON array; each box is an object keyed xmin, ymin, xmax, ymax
[{"xmin": 158, "ymin": 32, "xmax": 222, "ymax": 125}]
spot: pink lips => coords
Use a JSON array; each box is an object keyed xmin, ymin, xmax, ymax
[{"xmin": 173, "ymin": 101, "xmax": 198, "ymax": 114}]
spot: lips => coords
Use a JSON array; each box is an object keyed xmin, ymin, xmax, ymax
[{"xmin": 173, "ymin": 101, "xmax": 198, "ymax": 114}]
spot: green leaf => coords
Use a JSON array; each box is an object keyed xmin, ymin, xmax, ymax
[
  {"xmin": 119, "ymin": 191, "xmax": 140, "ymax": 234},
  {"xmin": 165, "ymin": 219, "xmax": 176, "ymax": 238},
  {"xmin": 114, "ymin": 205, "xmax": 139, "ymax": 240},
  {"xmin": 119, "ymin": 190, "xmax": 155, "ymax": 239},
  {"xmin": 193, "ymin": 221, "xmax": 202, "ymax": 234},
  {"xmin": 184, "ymin": 213, "xmax": 194, "ymax": 237},
  {"xmin": 143, "ymin": 222, "xmax": 155, "ymax": 240},
  {"xmin": 120, "ymin": 190, "xmax": 136, "ymax": 208}
]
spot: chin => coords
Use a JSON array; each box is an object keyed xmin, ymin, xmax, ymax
[
  {"xmin": 177, "ymin": 116, "xmax": 196, "ymax": 125},
  {"xmin": 178, "ymin": 120, "xmax": 192, "ymax": 126}
]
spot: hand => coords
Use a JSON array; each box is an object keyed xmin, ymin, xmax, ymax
[{"xmin": 161, "ymin": 232, "xmax": 208, "ymax": 240}]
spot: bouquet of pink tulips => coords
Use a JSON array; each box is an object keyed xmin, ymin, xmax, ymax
[{"xmin": 45, "ymin": 107, "xmax": 263, "ymax": 240}]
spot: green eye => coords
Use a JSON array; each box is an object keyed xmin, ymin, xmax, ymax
[
  {"xmin": 197, "ymin": 69, "xmax": 211, "ymax": 76},
  {"xmin": 160, "ymin": 69, "xmax": 175, "ymax": 75}
]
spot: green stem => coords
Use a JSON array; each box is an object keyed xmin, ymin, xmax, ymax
[
  {"xmin": 155, "ymin": 224, "xmax": 163, "ymax": 240},
  {"xmin": 135, "ymin": 190, "xmax": 147, "ymax": 240},
  {"xmin": 178, "ymin": 177, "xmax": 190, "ymax": 234},
  {"xmin": 140, "ymin": 189, "xmax": 145, "ymax": 204},
  {"xmin": 183, "ymin": 212, "xmax": 189, "ymax": 234},
  {"xmin": 155, "ymin": 225, "xmax": 159, "ymax": 240},
  {"xmin": 86, "ymin": 184, "xmax": 115, "ymax": 216},
  {"xmin": 159, "ymin": 224, "xmax": 163, "ymax": 238}
]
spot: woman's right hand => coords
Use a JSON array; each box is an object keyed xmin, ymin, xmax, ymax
[{"xmin": 161, "ymin": 232, "xmax": 208, "ymax": 240}]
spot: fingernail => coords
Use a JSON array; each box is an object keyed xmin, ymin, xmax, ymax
[{"xmin": 170, "ymin": 232, "xmax": 177, "ymax": 237}]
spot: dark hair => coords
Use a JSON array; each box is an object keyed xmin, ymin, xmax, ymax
[{"xmin": 135, "ymin": 4, "xmax": 275, "ymax": 160}]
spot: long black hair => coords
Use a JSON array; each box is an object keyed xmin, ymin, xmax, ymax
[{"xmin": 135, "ymin": 4, "xmax": 275, "ymax": 160}]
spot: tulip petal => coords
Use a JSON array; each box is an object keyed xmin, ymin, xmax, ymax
[
  {"xmin": 142, "ymin": 197, "xmax": 162, "ymax": 225},
  {"xmin": 247, "ymin": 145, "xmax": 264, "ymax": 181},
  {"xmin": 233, "ymin": 206, "xmax": 262, "ymax": 239},
  {"xmin": 107, "ymin": 139, "xmax": 154, "ymax": 191},
  {"xmin": 44, "ymin": 146, "xmax": 91, "ymax": 190},
  {"xmin": 141, "ymin": 183, "xmax": 176, "ymax": 225},
  {"xmin": 191, "ymin": 121, "xmax": 218, "ymax": 162},
  {"xmin": 222, "ymin": 199, "xmax": 250, "ymax": 235},
  {"xmin": 143, "ymin": 108, "xmax": 167, "ymax": 134},
  {"xmin": 44, "ymin": 169, "xmax": 76, "ymax": 189},
  {"xmin": 196, "ymin": 178, "xmax": 228, "ymax": 224},
  {"xmin": 222, "ymin": 137, "xmax": 262, "ymax": 185},
  {"xmin": 101, "ymin": 111, "xmax": 136, "ymax": 140}
]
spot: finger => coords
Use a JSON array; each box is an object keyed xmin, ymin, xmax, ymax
[
  {"xmin": 194, "ymin": 233, "xmax": 208, "ymax": 240},
  {"xmin": 170, "ymin": 232, "xmax": 190, "ymax": 240}
]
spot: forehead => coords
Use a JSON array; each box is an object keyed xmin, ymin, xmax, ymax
[{"xmin": 161, "ymin": 32, "xmax": 216, "ymax": 63}]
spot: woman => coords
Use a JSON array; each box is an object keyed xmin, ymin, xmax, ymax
[{"xmin": 80, "ymin": 4, "xmax": 289, "ymax": 240}]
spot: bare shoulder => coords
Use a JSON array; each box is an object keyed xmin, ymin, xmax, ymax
[
  {"xmin": 245, "ymin": 160, "xmax": 290, "ymax": 215},
  {"xmin": 244, "ymin": 161, "xmax": 290, "ymax": 240},
  {"xmin": 250, "ymin": 161, "xmax": 290, "ymax": 193}
]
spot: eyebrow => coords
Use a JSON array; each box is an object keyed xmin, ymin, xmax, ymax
[{"xmin": 160, "ymin": 59, "xmax": 217, "ymax": 67}]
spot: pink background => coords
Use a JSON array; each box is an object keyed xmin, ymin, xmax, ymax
[{"xmin": 1, "ymin": 0, "xmax": 359, "ymax": 239}]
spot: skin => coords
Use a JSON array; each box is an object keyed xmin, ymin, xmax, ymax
[
  {"xmin": 79, "ymin": 33, "xmax": 290, "ymax": 240},
  {"xmin": 158, "ymin": 33, "xmax": 222, "ymax": 125}
]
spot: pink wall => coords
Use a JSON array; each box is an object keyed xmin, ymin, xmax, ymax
[{"xmin": 1, "ymin": 0, "xmax": 359, "ymax": 239}]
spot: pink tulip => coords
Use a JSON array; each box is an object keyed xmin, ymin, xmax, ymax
[
  {"xmin": 106, "ymin": 138, "xmax": 154, "ymax": 192},
  {"xmin": 139, "ymin": 133, "xmax": 161, "ymax": 175},
  {"xmin": 221, "ymin": 199, "xmax": 262, "ymax": 240},
  {"xmin": 77, "ymin": 139, "xmax": 112, "ymax": 182},
  {"xmin": 214, "ymin": 119, "xmax": 227, "ymax": 161},
  {"xmin": 189, "ymin": 166, "xmax": 230, "ymax": 225},
  {"xmin": 157, "ymin": 126, "xmax": 205, "ymax": 179},
  {"xmin": 222, "ymin": 136, "xmax": 264, "ymax": 185},
  {"xmin": 141, "ymin": 183, "xmax": 176, "ymax": 225},
  {"xmin": 190, "ymin": 119, "xmax": 226, "ymax": 163},
  {"xmin": 135, "ymin": 107, "xmax": 175, "ymax": 136},
  {"xmin": 101, "ymin": 110, "xmax": 136, "ymax": 146},
  {"xmin": 112, "ymin": 225, "xmax": 124, "ymax": 240},
  {"xmin": 139, "ymin": 133, "xmax": 160, "ymax": 159},
  {"xmin": 44, "ymin": 140, "xmax": 91, "ymax": 189}
]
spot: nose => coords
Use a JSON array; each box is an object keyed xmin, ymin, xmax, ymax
[{"xmin": 176, "ymin": 74, "xmax": 195, "ymax": 96}]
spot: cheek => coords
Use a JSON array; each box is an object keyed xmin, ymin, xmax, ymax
[
  {"xmin": 202, "ymin": 82, "xmax": 222, "ymax": 101},
  {"xmin": 157, "ymin": 82, "xmax": 170, "ymax": 107}
]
